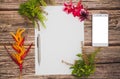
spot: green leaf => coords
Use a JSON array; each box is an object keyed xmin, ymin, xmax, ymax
[
  {"xmin": 19, "ymin": 0, "xmax": 47, "ymax": 28},
  {"xmin": 76, "ymin": 53, "xmax": 82, "ymax": 57},
  {"xmin": 39, "ymin": 0, "xmax": 47, "ymax": 6},
  {"xmin": 70, "ymin": 48, "xmax": 100, "ymax": 78}
]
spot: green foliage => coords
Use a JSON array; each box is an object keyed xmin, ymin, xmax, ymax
[
  {"xmin": 44, "ymin": 0, "xmax": 55, "ymax": 5},
  {"xmin": 19, "ymin": 0, "xmax": 47, "ymax": 28},
  {"xmin": 70, "ymin": 48, "xmax": 101, "ymax": 78}
]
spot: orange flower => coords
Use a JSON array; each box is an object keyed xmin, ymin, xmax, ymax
[{"xmin": 4, "ymin": 28, "xmax": 33, "ymax": 79}]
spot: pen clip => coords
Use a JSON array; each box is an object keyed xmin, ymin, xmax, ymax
[
  {"xmin": 37, "ymin": 34, "xmax": 39, "ymax": 48},
  {"xmin": 37, "ymin": 33, "xmax": 41, "ymax": 65}
]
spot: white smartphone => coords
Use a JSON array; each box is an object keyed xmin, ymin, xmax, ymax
[{"xmin": 92, "ymin": 14, "xmax": 108, "ymax": 46}]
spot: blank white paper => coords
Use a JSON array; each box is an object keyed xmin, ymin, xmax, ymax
[
  {"xmin": 92, "ymin": 14, "xmax": 108, "ymax": 46},
  {"xmin": 35, "ymin": 6, "xmax": 84, "ymax": 75}
]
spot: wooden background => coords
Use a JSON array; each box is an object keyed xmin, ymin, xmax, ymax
[{"xmin": 0, "ymin": 0, "xmax": 120, "ymax": 79}]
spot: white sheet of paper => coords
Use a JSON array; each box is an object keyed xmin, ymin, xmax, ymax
[
  {"xmin": 35, "ymin": 6, "xmax": 84, "ymax": 75},
  {"xmin": 92, "ymin": 14, "xmax": 108, "ymax": 46}
]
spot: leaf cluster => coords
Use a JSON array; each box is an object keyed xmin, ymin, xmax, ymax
[
  {"xmin": 70, "ymin": 48, "xmax": 101, "ymax": 78},
  {"xmin": 19, "ymin": 0, "xmax": 47, "ymax": 28}
]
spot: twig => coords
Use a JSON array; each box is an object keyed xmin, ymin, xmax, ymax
[
  {"xmin": 61, "ymin": 60, "xmax": 73, "ymax": 66},
  {"xmin": 19, "ymin": 71, "xmax": 22, "ymax": 79}
]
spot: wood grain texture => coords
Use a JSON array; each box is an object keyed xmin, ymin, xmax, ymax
[
  {"xmin": 0, "ymin": 0, "xmax": 120, "ymax": 10},
  {"xmin": 0, "ymin": 0, "xmax": 120, "ymax": 79},
  {"xmin": 0, "ymin": 46, "xmax": 120, "ymax": 79},
  {"xmin": 0, "ymin": 10, "xmax": 120, "ymax": 46},
  {"xmin": 83, "ymin": 46, "xmax": 120, "ymax": 63},
  {"xmin": 1, "ymin": 62, "xmax": 120, "ymax": 79},
  {"xmin": 0, "ymin": 24, "xmax": 34, "ymax": 45}
]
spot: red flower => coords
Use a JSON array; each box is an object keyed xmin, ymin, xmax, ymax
[
  {"xmin": 4, "ymin": 28, "xmax": 33, "ymax": 79},
  {"xmin": 72, "ymin": 5, "xmax": 83, "ymax": 17},
  {"xmin": 79, "ymin": 9, "xmax": 89, "ymax": 21},
  {"xmin": 63, "ymin": 1, "xmax": 73, "ymax": 14},
  {"xmin": 72, "ymin": 0, "xmax": 82, "ymax": 17},
  {"xmin": 63, "ymin": 0, "xmax": 89, "ymax": 21}
]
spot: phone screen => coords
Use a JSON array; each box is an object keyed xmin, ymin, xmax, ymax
[{"xmin": 92, "ymin": 14, "xmax": 108, "ymax": 46}]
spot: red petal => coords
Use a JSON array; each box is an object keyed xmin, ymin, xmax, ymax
[
  {"xmin": 4, "ymin": 45, "xmax": 20, "ymax": 66},
  {"xmin": 68, "ymin": 9, "xmax": 73, "ymax": 13},
  {"xmin": 81, "ymin": 5, "xmax": 83, "ymax": 9},
  {"xmin": 19, "ymin": 64, "xmax": 23, "ymax": 72},
  {"xmin": 63, "ymin": 8, "xmax": 67, "ymax": 11},
  {"xmin": 21, "ymin": 43, "xmax": 33, "ymax": 59},
  {"xmin": 12, "ymin": 36, "xmax": 18, "ymax": 42},
  {"xmin": 77, "ymin": 1, "xmax": 81, "ymax": 7},
  {"xmin": 70, "ymin": 0, "xmax": 72, "ymax": 3},
  {"xmin": 64, "ymin": 3, "xmax": 67, "ymax": 6},
  {"xmin": 19, "ymin": 37, "xmax": 25, "ymax": 46},
  {"xmin": 12, "ymin": 45, "xmax": 20, "ymax": 53}
]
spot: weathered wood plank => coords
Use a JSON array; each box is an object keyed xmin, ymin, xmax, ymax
[
  {"xmin": 83, "ymin": 46, "xmax": 120, "ymax": 63},
  {"xmin": 0, "ymin": 0, "xmax": 120, "ymax": 10},
  {"xmin": 1, "ymin": 62, "xmax": 120, "ymax": 79},
  {"xmin": 0, "ymin": 26, "xmax": 35, "ymax": 45},
  {"xmin": 0, "ymin": 10, "xmax": 120, "ymax": 46},
  {"xmin": 0, "ymin": 0, "xmax": 120, "ymax": 78},
  {"xmin": 0, "ymin": 46, "xmax": 120, "ymax": 79},
  {"xmin": 1, "ymin": 10, "xmax": 120, "ymax": 25},
  {"xmin": 0, "ymin": 11, "xmax": 27, "ymax": 24},
  {"xmin": 1, "ymin": 46, "xmax": 120, "ymax": 66},
  {"xmin": 0, "ymin": 11, "xmax": 34, "ymax": 45},
  {"xmin": 0, "ymin": 46, "xmax": 35, "ymax": 79}
]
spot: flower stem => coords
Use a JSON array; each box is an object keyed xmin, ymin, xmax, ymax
[{"xmin": 19, "ymin": 71, "xmax": 22, "ymax": 79}]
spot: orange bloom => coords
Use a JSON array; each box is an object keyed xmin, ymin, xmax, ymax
[{"xmin": 4, "ymin": 28, "xmax": 33, "ymax": 79}]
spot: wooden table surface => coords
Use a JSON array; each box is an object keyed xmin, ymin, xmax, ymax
[{"xmin": 0, "ymin": 0, "xmax": 120, "ymax": 79}]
